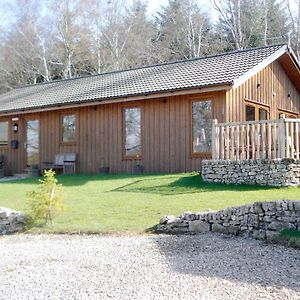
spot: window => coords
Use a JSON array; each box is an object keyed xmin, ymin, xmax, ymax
[
  {"xmin": 0, "ymin": 121, "xmax": 8, "ymax": 146},
  {"xmin": 245, "ymin": 105, "xmax": 255, "ymax": 121},
  {"xmin": 244, "ymin": 101, "xmax": 269, "ymax": 121},
  {"xmin": 26, "ymin": 120, "xmax": 39, "ymax": 166},
  {"xmin": 278, "ymin": 109, "xmax": 298, "ymax": 119},
  {"xmin": 124, "ymin": 107, "xmax": 141, "ymax": 158},
  {"xmin": 192, "ymin": 100, "xmax": 212, "ymax": 154},
  {"xmin": 61, "ymin": 114, "xmax": 76, "ymax": 143},
  {"xmin": 259, "ymin": 108, "xmax": 268, "ymax": 120}
]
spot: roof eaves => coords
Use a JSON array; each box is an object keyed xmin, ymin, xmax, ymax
[{"xmin": 232, "ymin": 44, "xmax": 288, "ymax": 89}]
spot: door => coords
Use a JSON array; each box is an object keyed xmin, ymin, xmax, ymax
[
  {"xmin": 244, "ymin": 100, "xmax": 270, "ymax": 159},
  {"xmin": 26, "ymin": 119, "xmax": 39, "ymax": 167}
]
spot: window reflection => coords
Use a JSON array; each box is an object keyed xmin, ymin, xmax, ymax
[
  {"xmin": 27, "ymin": 120, "xmax": 39, "ymax": 166},
  {"xmin": 246, "ymin": 105, "xmax": 255, "ymax": 121},
  {"xmin": 192, "ymin": 100, "xmax": 212, "ymax": 153},
  {"xmin": 259, "ymin": 108, "xmax": 268, "ymax": 120},
  {"xmin": 62, "ymin": 115, "xmax": 76, "ymax": 142},
  {"xmin": 0, "ymin": 121, "xmax": 8, "ymax": 146},
  {"xmin": 124, "ymin": 107, "xmax": 141, "ymax": 157}
]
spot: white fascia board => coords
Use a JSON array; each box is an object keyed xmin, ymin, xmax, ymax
[
  {"xmin": 287, "ymin": 46, "xmax": 300, "ymax": 72},
  {"xmin": 232, "ymin": 45, "xmax": 287, "ymax": 89}
]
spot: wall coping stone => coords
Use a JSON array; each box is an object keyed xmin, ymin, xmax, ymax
[{"xmin": 157, "ymin": 200, "xmax": 300, "ymax": 242}]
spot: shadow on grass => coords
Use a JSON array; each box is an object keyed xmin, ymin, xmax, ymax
[
  {"xmin": 111, "ymin": 174, "xmax": 278, "ymax": 195},
  {"xmin": 0, "ymin": 172, "xmax": 281, "ymax": 196},
  {"xmin": 0, "ymin": 173, "xmax": 157, "ymax": 186}
]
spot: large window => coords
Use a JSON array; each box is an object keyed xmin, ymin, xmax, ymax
[
  {"xmin": 0, "ymin": 121, "xmax": 8, "ymax": 146},
  {"xmin": 61, "ymin": 114, "xmax": 76, "ymax": 143},
  {"xmin": 26, "ymin": 120, "xmax": 39, "ymax": 166},
  {"xmin": 124, "ymin": 107, "xmax": 141, "ymax": 158},
  {"xmin": 192, "ymin": 100, "xmax": 212, "ymax": 154}
]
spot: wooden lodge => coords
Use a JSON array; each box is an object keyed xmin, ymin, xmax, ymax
[{"xmin": 0, "ymin": 44, "xmax": 299, "ymax": 175}]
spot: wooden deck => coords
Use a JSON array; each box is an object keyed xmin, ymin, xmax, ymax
[{"xmin": 212, "ymin": 115, "xmax": 300, "ymax": 160}]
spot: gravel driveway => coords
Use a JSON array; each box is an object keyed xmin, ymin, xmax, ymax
[{"xmin": 0, "ymin": 233, "xmax": 299, "ymax": 300}]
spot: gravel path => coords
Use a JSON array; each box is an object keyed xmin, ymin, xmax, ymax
[
  {"xmin": 0, "ymin": 174, "xmax": 28, "ymax": 182},
  {"xmin": 0, "ymin": 233, "xmax": 299, "ymax": 300}
]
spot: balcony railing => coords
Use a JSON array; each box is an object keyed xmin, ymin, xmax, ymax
[{"xmin": 212, "ymin": 115, "xmax": 300, "ymax": 160}]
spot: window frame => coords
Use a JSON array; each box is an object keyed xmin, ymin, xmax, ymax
[
  {"xmin": 244, "ymin": 99, "xmax": 270, "ymax": 121},
  {"xmin": 0, "ymin": 119, "xmax": 10, "ymax": 148},
  {"xmin": 190, "ymin": 97, "xmax": 214, "ymax": 158},
  {"xmin": 122, "ymin": 104, "xmax": 143, "ymax": 160},
  {"xmin": 278, "ymin": 108, "xmax": 299, "ymax": 119},
  {"xmin": 60, "ymin": 112, "xmax": 77, "ymax": 145}
]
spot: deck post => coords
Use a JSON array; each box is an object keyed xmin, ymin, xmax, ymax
[
  {"xmin": 212, "ymin": 119, "xmax": 218, "ymax": 159},
  {"xmin": 279, "ymin": 114, "xmax": 286, "ymax": 159}
]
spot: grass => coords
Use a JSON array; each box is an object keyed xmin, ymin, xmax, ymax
[
  {"xmin": 0, "ymin": 172, "xmax": 300, "ymax": 233},
  {"xmin": 277, "ymin": 228, "xmax": 300, "ymax": 248}
]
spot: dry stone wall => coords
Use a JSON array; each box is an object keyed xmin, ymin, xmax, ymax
[
  {"xmin": 157, "ymin": 200, "xmax": 300, "ymax": 242},
  {"xmin": 202, "ymin": 159, "xmax": 300, "ymax": 186},
  {"xmin": 0, "ymin": 207, "xmax": 29, "ymax": 234}
]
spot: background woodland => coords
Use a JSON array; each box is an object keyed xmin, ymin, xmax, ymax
[{"xmin": 0, "ymin": 0, "xmax": 299, "ymax": 94}]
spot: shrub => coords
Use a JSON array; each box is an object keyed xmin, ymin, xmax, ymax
[
  {"xmin": 27, "ymin": 169, "xmax": 64, "ymax": 225},
  {"xmin": 276, "ymin": 228, "xmax": 300, "ymax": 249}
]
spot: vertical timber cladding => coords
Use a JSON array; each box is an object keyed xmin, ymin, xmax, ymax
[
  {"xmin": 226, "ymin": 59, "xmax": 300, "ymax": 122},
  {"xmin": 0, "ymin": 90, "xmax": 226, "ymax": 175}
]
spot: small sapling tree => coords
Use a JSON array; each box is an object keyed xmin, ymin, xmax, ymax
[{"xmin": 27, "ymin": 169, "xmax": 64, "ymax": 225}]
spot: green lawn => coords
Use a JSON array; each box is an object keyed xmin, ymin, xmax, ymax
[{"xmin": 0, "ymin": 172, "xmax": 300, "ymax": 233}]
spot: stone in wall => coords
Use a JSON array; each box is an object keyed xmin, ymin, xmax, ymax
[
  {"xmin": 157, "ymin": 200, "xmax": 300, "ymax": 242},
  {"xmin": 202, "ymin": 158, "xmax": 300, "ymax": 187},
  {"xmin": 0, "ymin": 207, "xmax": 30, "ymax": 235}
]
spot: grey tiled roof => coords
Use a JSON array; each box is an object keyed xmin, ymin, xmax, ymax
[{"xmin": 0, "ymin": 44, "xmax": 287, "ymax": 114}]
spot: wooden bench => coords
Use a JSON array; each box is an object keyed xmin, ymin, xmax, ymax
[{"xmin": 42, "ymin": 153, "xmax": 76, "ymax": 175}]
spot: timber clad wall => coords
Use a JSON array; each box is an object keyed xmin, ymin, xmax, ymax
[
  {"xmin": 226, "ymin": 59, "xmax": 300, "ymax": 122},
  {"xmin": 0, "ymin": 56, "xmax": 299, "ymax": 175},
  {"xmin": 0, "ymin": 92, "xmax": 225, "ymax": 175}
]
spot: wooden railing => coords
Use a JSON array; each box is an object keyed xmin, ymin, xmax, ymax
[{"xmin": 212, "ymin": 115, "xmax": 300, "ymax": 160}]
